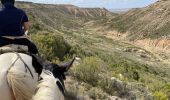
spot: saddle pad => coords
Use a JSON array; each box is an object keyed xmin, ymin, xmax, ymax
[{"xmin": 0, "ymin": 44, "xmax": 28, "ymax": 54}]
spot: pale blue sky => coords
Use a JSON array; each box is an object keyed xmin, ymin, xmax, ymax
[{"xmin": 16, "ymin": 0, "xmax": 158, "ymax": 9}]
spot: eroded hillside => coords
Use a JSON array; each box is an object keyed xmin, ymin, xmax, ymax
[
  {"xmin": 15, "ymin": 1, "xmax": 115, "ymax": 32},
  {"xmin": 108, "ymin": 0, "xmax": 170, "ymax": 39}
]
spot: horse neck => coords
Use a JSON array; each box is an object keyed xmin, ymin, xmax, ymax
[{"xmin": 33, "ymin": 71, "xmax": 64, "ymax": 100}]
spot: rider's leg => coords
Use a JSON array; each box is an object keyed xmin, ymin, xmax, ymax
[
  {"xmin": 14, "ymin": 38, "xmax": 39, "ymax": 54},
  {"xmin": 0, "ymin": 36, "xmax": 12, "ymax": 46}
]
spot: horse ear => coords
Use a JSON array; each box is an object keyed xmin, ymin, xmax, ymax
[
  {"xmin": 56, "ymin": 57, "xmax": 75, "ymax": 72},
  {"xmin": 52, "ymin": 57, "xmax": 75, "ymax": 79}
]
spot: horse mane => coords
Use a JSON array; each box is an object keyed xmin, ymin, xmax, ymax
[{"xmin": 32, "ymin": 70, "xmax": 64, "ymax": 100}]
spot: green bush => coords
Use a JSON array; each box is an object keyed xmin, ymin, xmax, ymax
[
  {"xmin": 31, "ymin": 33, "xmax": 71, "ymax": 60},
  {"xmin": 71, "ymin": 56, "xmax": 117, "ymax": 95},
  {"xmin": 97, "ymin": 74, "xmax": 115, "ymax": 94},
  {"xmin": 72, "ymin": 57, "xmax": 106, "ymax": 86},
  {"xmin": 88, "ymin": 87, "xmax": 108, "ymax": 100},
  {"xmin": 154, "ymin": 91, "xmax": 168, "ymax": 100}
]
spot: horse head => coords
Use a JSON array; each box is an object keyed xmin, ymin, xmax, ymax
[
  {"xmin": 46, "ymin": 57, "xmax": 75, "ymax": 95},
  {"xmin": 52, "ymin": 57, "xmax": 75, "ymax": 80},
  {"xmin": 33, "ymin": 55, "xmax": 75, "ymax": 96}
]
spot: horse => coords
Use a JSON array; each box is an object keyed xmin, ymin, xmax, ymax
[
  {"xmin": 32, "ymin": 70, "xmax": 64, "ymax": 100},
  {"xmin": 33, "ymin": 57, "xmax": 76, "ymax": 100},
  {"xmin": 0, "ymin": 52, "xmax": 39, "ymax": 100},
  {"xmin": 0, "ymin": 44, "xmax": 75, "ymax": 100},
  {"xmin": 32, "ymin": 56, "xmax": 76, "ymax": 100}
]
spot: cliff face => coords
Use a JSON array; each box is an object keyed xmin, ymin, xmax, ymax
[
  {"xmin": 134, "ymin": 39, "xmax": 170, "ymax": 53},
  {"xmin": 16, "ymin": 2, "xmax": 113, "ymax": 18},
  {"xmin": 56, "ymin": 5, "xmax": 113, "ymax": 17}
]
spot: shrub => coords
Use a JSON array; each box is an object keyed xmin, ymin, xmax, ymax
[
  {"xmin": 154, "ymin": 91, "xmax": 168, "ymax": 100},
  {"xmin": 72, "ymin": 57, "xmax": 106, "ymax": 86},
  {"xmin": 97, "ymin": 74, "xmax": 115, "ymax": 94},
  {"xmin": 31, "ymin": 33, "xmax": 71, "ymax": 60},
  {"xmin": 88, "ymin": 87, "xmax": 108, "ymax": 100}
]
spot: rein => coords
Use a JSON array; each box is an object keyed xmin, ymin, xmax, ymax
[
  {"xmin": 15, "ymin": 52, "xmax": 34, "ymax": 78},
  {"xmin": 7, "ymin": 52, "xmax": 34, "ymax": 79}
]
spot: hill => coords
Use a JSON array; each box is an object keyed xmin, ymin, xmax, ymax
[
  {"xmin": 109, "ymin": 8, "xmax": 130, "ymax": 14},
  {"xmin": 15, "ymin": 1, "xmax": 115, "ymax": 32},
  {"xmin": 91, "ymin": 0, "xmax": 170, "ymax": 62},
  {"xmin": 109, "ymin": 0, "xmax": 170, "ymax": 40}
]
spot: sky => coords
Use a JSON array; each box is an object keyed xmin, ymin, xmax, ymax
[{"xmin": 16, "ymin": 0, "xmax": 158, "ymax": 9}]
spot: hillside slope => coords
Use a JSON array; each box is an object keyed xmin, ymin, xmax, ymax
[
  {"xmin": 109, "ymin": 0, "xmax": 170, "ymax": 39},
  {"xmin": 15, "ymin": 1, "xmax": 115, "ymax": 31}
]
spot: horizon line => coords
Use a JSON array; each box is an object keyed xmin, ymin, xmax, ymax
[{"xmin": 16, "ymin": 1, "xmax": 151, "ymax": 10}]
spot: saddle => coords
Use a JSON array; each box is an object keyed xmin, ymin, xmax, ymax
[
  {"xmin": 0, "ymin": 44, "xmax": 43, "ymax": 76},
  {"xmin": 0, "ymin": 44, "xmax": 29, "ymax": 54},
  {"xmin": 0, "ymin": 44, "xmax": 75, "ymax": 78}
]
